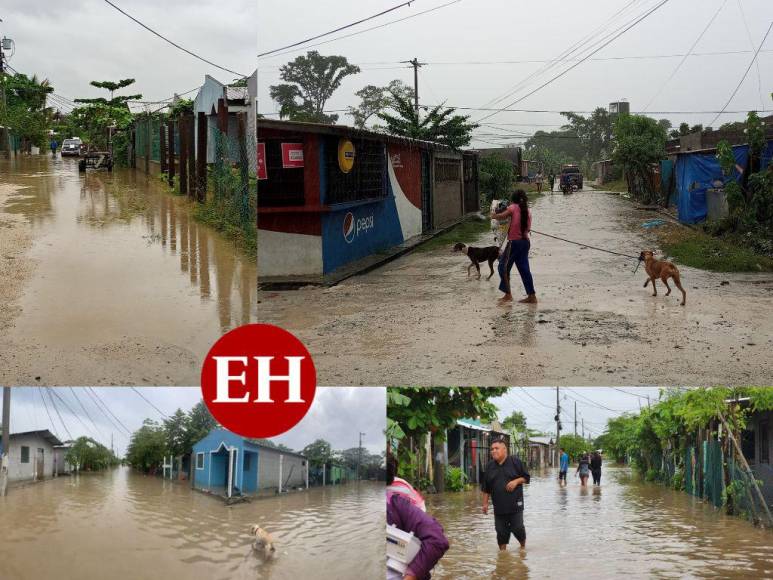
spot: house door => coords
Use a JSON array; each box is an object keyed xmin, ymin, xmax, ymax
[
  {"xmin": 35, "ymin": 448, "xmax": 45, "ymax": 481},
  {"xmin": 421, "ymin": 151, "xmax": 433, "ymax": 232}
]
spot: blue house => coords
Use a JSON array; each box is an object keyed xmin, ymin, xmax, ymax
[{"xmin": 191, "ymin": 428, "xmax": 308, "ymax": 498}]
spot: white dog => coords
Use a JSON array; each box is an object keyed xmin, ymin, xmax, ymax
[{"xmin": 249, "ymin": 524, "xmax": 277, "ymax": 559}]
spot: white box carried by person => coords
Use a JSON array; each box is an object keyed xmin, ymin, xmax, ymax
[{"xmin": 386, "ymin": 524, "xmax": 422, "ymax": 576}]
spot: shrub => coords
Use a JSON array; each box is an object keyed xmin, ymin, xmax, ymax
[{"xmin": 445, "ymin": 467, "xmax": 467, "ymax": 492}]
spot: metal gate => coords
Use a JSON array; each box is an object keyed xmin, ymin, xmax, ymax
[{"xmin": 421, "ymin": 151, "xmax": 432, "ymax": 232}]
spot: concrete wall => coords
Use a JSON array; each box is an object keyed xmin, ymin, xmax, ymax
[
  {"xmin": 257, "ymin": 447, "xmax": 306, "ymax": 491},
  {"xmin": 432, "ymin": 180, "xmax": 463, "ymax": 229},
  {"xmin": 258, "ymin": 229, "xmax": 323, "ymax": 277},
  {"xmin": 5, "ymin": 434, "xmax": 56, "ymax": 483}
]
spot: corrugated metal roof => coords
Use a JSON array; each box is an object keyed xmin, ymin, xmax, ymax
[
  {"xmin": 4, "ymin": 429, "xmax": 63, "ymax": 447},
  {"xmin": 225, "ymin": 86, "xmax": 248, "ymax": 102}
]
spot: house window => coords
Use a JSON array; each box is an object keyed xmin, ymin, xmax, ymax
[
  {"xmin": 244, "ymin": 453, "xmax": 251, "ymax": 471},
  {"xmin": 196, "ymin": 452, "xmax": 204, "ymax": 470},
  {"xmin": 761, "ymin": 422, "xmax": 770, "ymax": 464},
  {"xmin": 325, "ymin": 136, "xmax": 386, "ymax": 204},
  {"xmin": 435, "ymin": 158, "xmax": 461, "ymax": 182},
  {"xmin": 258, "ymin": 139, "xmax": 305, "ymax": 207},
  {"xmin": 20, "ymin": 446, "xmax": 30, "ymax": 463}
]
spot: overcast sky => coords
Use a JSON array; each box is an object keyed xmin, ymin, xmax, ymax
[
  {"xmin": 491, "ymin": 386, "xmax": 670, "ymax": 441},
  {"xmin": 4, "ymin": 1, "xmax": 770, "ymax": 145},
  {"xmin": 2, "ymin": 387, "xmax": 385, "ymax": 457}
]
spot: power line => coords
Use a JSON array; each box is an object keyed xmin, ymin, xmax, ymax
[
  {"xmin": 564, "ymin": 388, "xmax": 627, "ymax": 414},
  {"xmin": 709, "ymin": 19, "xmax": 773, "ymax": 127},
  {"xmin": 45, "ymin": 388, "xmax": 73, "ymax": 441},
  {"xmin": 735, "ymin": 0, "xmax": 765, "ymax": 110},
  {"xmin": 643, "ymin": 0, "xmax": 729, "ymax": 111},
  {"xmin": 257, "ymin": 0, "xmax": 463, "ymax": 61},
  {"xmin": 101, "ymin": 0, "xmax": 246, "ymax": 78},
  {"xmin": 518, "ymin": 387, "xmax": 556, "ymax": 410},
  {"xmin": 69, "ymin": 388, "xmax": 106, "ymax": 442},
  {"xmin": 258, "ymin": 1, "xmax": 417, "ymax": 57},
  {"xmin": 130, "ymin": 387, "xmax": 169, "ymax": 420},
  {"xmin": 48, "ymin": 388, "xmax": 102, "ymax": 443},
  {"xmin": 86, "ymin": 387, "xmax": 132, "ymax": 436},
  {"xmin": 477, "ymin": 0, "xmax": 671, "ymax": 123},
  {"xmin": 38, "ymin": 387, "xmax": 60, "ymax": 439}
]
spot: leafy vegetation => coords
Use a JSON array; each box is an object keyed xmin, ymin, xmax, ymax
[
  {"xmin": 0, "ymin": 72, "xmax": 54, "ymax": 151},
  {"xmin": 347, "ymin": 80, "xmax": 413, "ymax": 129},
  {"xmin": 445, "ymin": 466, "xmax": 467, "ymax": 491},
  {"xmin": 269, "ymin": 51, "xmax": 360, "ymax": 124},
  {"xmin": 479, "ymin": 154, "xmax": 514, "ymax": 201},
  {"xmin": 612, "ymin": 114, "xmax": 667, "ymax": 204},
  {"xmin": 71, "ymin": 78, "xmax": 141, "ymax": 150},
  {"xmin": 65, "ymin": 436, "xmax": 120, "ymax": 471}
]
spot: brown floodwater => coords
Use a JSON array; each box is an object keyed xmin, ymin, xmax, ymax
[
  {"xmin": 423, "ymin": 466, "xmax": 773, "ymax": 579},
  {"xmin": 0, "ymin": 466, "xmax": 383, "ymax": 580},
  {"xmin": 0, "ymin": 155, "xmax": 256, "ymax": 385}
]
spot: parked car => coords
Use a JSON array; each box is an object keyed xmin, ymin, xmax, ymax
[{"xmin": 61, "ymin": 138, "xmax": 83, "ymax": 157}]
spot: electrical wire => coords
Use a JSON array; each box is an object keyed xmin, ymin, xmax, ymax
[
  {"xmin": 735, "ymin": 0, "xmax": 765, "ymax": 110},
  {"xmin": 37, "ymin": 387, "xmax": 60, "ymax": 439},
  {"xmin": 258, "ymin": 1, "xmax": 417, "ymax": 57},
  {"xmin": 101, "ymin": 0, "xmax": 247, "ymax": 77},
  {"xmin": 642, "ymin": 0, "xmax": 729, "ymax": 111},
  {"xmin": 69, "ymin": 388, "xmax": 106, "ymax": 442},
  {"xmin": 86, "ymin": 387, "xmax": 132, "ymax": 436},
  {"xmin": 45, "ymin": 388, "xmax": 74, "ymax": 441},
  {"xmin": 49, "ymin": 388, "xmax": 103, "ymax": 444},
  {"xmin": 708, "ymin": 19, "xmax": 773, "ymax": 127},
  {"xmin": 130, "ymin": 387, "xmax": 169, "ymax": 420},
  {"xmin": 477, "ymin": 0, "xmax": 672, "ymax": 123}
]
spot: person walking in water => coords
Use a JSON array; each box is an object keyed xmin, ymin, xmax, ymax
[
  {"xmin": 576, "ymin": 453, "xmax": 590, "ymax": 487},
  {"xmin": 490, "ymin": 189, "xmax": 537, "ymax": 305},
  {"xmin": 590, "ymin": 451, "xmax": 602, "ymax": 486},
  {"xmin": 558, "ymin": 447, "xmax": 569, "ymax": 486},
  {"xmin": 481, "ymin": 436, "xmax": 531, "ymax": 551},
  {"xmin": 50, "ymin": 138, "xmax": 58, "ymax": 156}
]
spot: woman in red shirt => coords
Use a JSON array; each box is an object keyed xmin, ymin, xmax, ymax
[{"xmin": 491, "ymin": 189, "xmax": 537, "ymax": 304}]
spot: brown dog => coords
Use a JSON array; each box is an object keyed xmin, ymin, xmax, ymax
[
  {"xmin": 640, "ymin": 251, "xmax": 686, "ymax": 306},
  {"xmin": 249, "ymin": 524, "xmax": 277, "ymax": 559}
]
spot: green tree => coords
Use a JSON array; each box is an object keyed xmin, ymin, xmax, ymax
[
  {"xmin": 163, "ymin": 409, "xmax": 190, "ymax": 458},
  {"xmin": 557, "ymin": 433, "xmax": 592, "ymax": 462},
  {"xmin": 523, "ymin": 129, "xmax": 583, "ymax": 166},
  {"xmin": 377, "ymin": 91, "xmax": 478, "ymax": 149},
  {"xmin": 71, "ymin": 78, "xmax": 141, "ymax": 150},
  {"xmin": 0, "ymin": 72, "xmax": 54, "ymax": 151},
  {"xmin": 269, "ymin": 51, "xmax": 360, "ymax": 124},
  {"xmin": 302, "ymin": 438, "xmax": 333, "ymax": 465},
  {"xmin": 501, "ymin": 410, "xmax": 527, "ymax": 434},
  {"xmin": 561, "ymin": 107, "xmax": 614, "ymax": 163},
  {"xmin": 126, "ymin": 419, "xmax": 167, "ymax": 473},
  {"xmin": 65, "ymin": 436, "xmax": 118, "ymax": 471},
  {"xmin": 186, "ymin": 400, "xmax": 218, "ymax": 445},
  {"xmin": 348, "ymin": 79, "xmax": 413, "ymax": 129},
  {"xmin": 479, "ymin": 154, "xmax": 514, "ymax": 201},
  {"xmin": 612, "ymin": 114, "xmax": 667, "ymax": 204}
]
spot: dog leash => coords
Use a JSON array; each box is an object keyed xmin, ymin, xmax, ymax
[{"xmin": 530, "ymin": 229, "xmax": 644, "ymax": 274}]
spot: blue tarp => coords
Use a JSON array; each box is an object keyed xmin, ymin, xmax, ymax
[
  {"xmin": 762, "ymin": 140, "xmax": 773, "ymax": 170},
  {"xmin": 676, "ymin": 144, "xmax": 748, "ymax": 224}
]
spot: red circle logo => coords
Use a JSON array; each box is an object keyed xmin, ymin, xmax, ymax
[{"xmin": 201, "ymin": 324, "xmax": 317, "ymax": 438}]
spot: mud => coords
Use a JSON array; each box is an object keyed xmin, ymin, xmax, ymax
[
  {"xmin": 0, "ymin": 155, "xmax": 256, "ymax": 385},
  {"xmin": 260, "ymin": 190, "xmax": 773, "ymax": 386},
  {"xmin": 424, "ymin": 466, "xmax": 773, "ymax": 579},
  {"xmin": 0, "ymin": 467, "xmax": 383, "ymax": 580}
]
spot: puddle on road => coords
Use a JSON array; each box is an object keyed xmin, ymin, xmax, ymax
[
  {"xmin": 0, "ymin": 155, "xmax": 256, "ymax": 384},
  {"xmin": 0, "ymin": 467, "xmax": 382, "ymax": 580},
  {"xmin": 425, "ymin": 466, "xmax": 772, "ymax": 579}
]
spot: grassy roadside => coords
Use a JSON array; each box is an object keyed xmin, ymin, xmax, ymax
[
  {"xmin": 418, "ymin": 218, "xmax": 491, "ymax": 252},
  {"xmin": 655, "ymin": 222, "xmax": 773, "ymax": 272},
  {"xmin": 594, "ymin": 179, "xmax": 628, "ymax": 194}
]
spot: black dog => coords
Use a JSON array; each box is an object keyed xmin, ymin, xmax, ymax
[{"xmin": 453, "ymin": 242, "xmax": 500, "ymax": 280}]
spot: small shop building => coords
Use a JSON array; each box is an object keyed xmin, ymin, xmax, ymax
[
  {"xmin": 257, "ymin": 119, "xmax": 479, "ymax": 281},
  {"xmin": 192, "ymin": 428, "xmax": 308, "ymax": 498},
  {"xmin": 445, "ymin": 418, "xmax": 509, "ymax": 485}
]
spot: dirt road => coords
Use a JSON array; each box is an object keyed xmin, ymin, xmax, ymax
[
  {"xmin": 260, "ymin": 189, "xmax": 772, "ymax": 386},
  {"xmin": 0, "ymin": 155, "xmax": 256, "ymax": 385}
]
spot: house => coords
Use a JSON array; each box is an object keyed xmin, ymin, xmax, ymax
[
  {"xmin": 0, "ymin": 429, "xmax": 63, "ymax": 484},
  {"xmin": 193, "ymin": 72, "xmax": 256, "ymax": 164},
  {"xmin": 445, "ymin": 418, "xmax": 509, "ymax": 485},
  {"xmin": 527, "ymin": 436, "xmax": 555, "ymax": 469},
  {"xmin": 738, "ymin": 401, "xmax": 772, "ymax": 509},
  {"xmin": 191, "ymin": 428, "xmax": 308, "ymax": 498},
  {"xmin": 53, "ymin": 440, "xmax": 74, "ymax": 475},
  {"xmin": 257, "ymin": 118, "xmax": 479, "ymax": 281},
  {"xmin": 308, "ymin": 462, "xmax": 356, "ymax": 486}
]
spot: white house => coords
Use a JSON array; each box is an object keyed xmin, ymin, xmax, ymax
[{"xmin": 0, "ymin": 429, "xmax": 63, "ymax": 483}]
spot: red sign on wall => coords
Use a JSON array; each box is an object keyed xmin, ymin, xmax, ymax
[
  {"xmin": 281, "ymin": 142, "xmax": 304, "ymax": 168},
  {"xmin": 257, "ymin": 142, "xmax": 267, "ymax": 180}
]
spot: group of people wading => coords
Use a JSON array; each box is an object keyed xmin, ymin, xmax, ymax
[{"xmin": 560, "ymin": 447, "xmax": 603, "ymax": 487}]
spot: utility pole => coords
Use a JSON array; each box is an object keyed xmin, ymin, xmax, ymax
[
  {"xmin": 1, "ymin": 387, "xmax": 11, "ymax": 497},
  {"xmin": 582, "ymin": 418, "xmax": 585, "ymax": 440},
  {"xmin": 574, "ymin": 401, "xmax": 577, "ymax": 436},
  {"xmin": 555, "ymin": 387, "xmax": 561, "ymax": 467},
  {"xmin": 401, "ymin": 58, "xmax": 425, "ymax": 114},
  {"xmin": 357, "ymin": 432, "xmax": 365, "ymax": 482},
  {"xmin": 0, "ymin": 22, "xmax": 10, "ymax": 157}
]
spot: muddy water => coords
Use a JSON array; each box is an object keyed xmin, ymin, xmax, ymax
[
  {"xmin": 0, "ymin": 155, "xmax": 256, "ymax": 385},
  {"xmin": 0, "ymin": 467, "xmax": 382, "ymax": 580},
  {"xmin": 260, "ymin": 190, "xmax": 773, "ymax": 386},
  {"xmin": 424, "ymin": 466, "xmax": 773, "ymax": 579}
]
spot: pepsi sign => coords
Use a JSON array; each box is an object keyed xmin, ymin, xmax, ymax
[{"xmin": 342, "ymin": 211, "xmax": 374, "ymax": 244}]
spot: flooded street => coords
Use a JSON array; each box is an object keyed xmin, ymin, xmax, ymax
[
  {"xmin": 0, "ymin": 467, "xmax": 382, "ymax": 580},
  {"xmin": 425, "ymin": 466, "xmax": 773, "ymax": 579},
  {"xmin": 0, "ymin": 155, "xmax": 256, "ymax": 385},
  {"xmin": 260, "ymin": 190, "xmax": 773, "ymax": 386}
]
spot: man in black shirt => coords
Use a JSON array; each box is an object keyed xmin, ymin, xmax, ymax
[{"xmin": 481, "ymin": 436, "xmax": 530, "ymax": 550}]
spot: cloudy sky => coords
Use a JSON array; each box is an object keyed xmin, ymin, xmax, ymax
[
  {"xmin": 490, "ymin": 386, "xmax": 670, "ymax": 441},
  {"xmin": 256, "ymin": 0, "xmax": 772, "ymax": 146},
  {"xmin": 2, "ymin": 387, "xmax": 385, "ymax": 457},
  {"xmin": 4, "ymin": 1, "xmax": 771, "ymax": 145}
]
